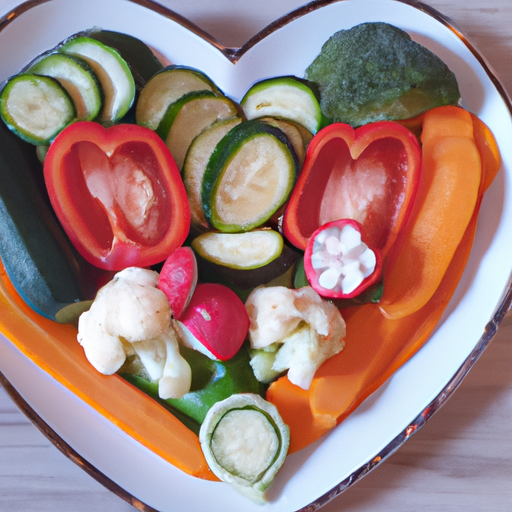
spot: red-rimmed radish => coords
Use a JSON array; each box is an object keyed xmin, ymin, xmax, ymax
[
  {"xmin": 178, "ymin": 283, "xmax": 249, "ymax": 360},
  {"xmin": 158, "ymin": 247, "xmax": 198, "ymax": 318}
]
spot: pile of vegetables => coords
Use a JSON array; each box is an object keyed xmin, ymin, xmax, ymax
[{"xmin": 0, "ymin": 22, "xmax": 501, "ymax": 504}]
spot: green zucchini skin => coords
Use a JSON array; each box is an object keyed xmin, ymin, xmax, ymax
[
  {"xmin": 85, "ymin": 29, "xmax": 164, "ymax": 92},
  {"xmin": 201, "ymin": 120, "xmax": 299, "ymax": 230},
  {"xmin": 84, "ymin": 29, "xmax": 164, "ymax": 124},
  {"xmin": 0, "ymin": 120, "xmax": 85, "ymax": 320}
]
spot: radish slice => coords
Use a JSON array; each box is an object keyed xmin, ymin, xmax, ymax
[
  {"xmin": 157, "ymin": 246, "xmax": 198, "ymax": 319},
  {"xmin": 179, "ymin": 283, "xmax": 249, "ymax": 360}
]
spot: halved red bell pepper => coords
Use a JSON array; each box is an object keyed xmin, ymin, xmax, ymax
[
  {"xmin": 44, "ymin": 121, "xmax": 190, "ymax": 270},
  {"xmin": 283, "ymin": 121, "xmax": 421, "ymax": 258}
]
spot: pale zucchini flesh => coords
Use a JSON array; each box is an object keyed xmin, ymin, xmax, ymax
[
  {"xmin": 183, "ymin": 117, "xmax": 242, "ymax": 227},
  {"xmin": 0, "ymin": 74, "xmax": 76, "ymax": 145},
  {"xmin": 158, "ymin": 91, "xmax": 240, "ymax": 169},
  {"xmin": 136, "ymin": 66, "xmax": 218, "ymax": 130},
  {"xmin": 191, "ymin": 230, "xmax": 284, "ymax": 270},
  {"xmin": 241, "ymin": 76, "xmax": 323, "ymax": 134},
  {"xmin": 259, "ymin": 116, "xmax": 313, "ymax": 165},
  {"xmin": 199, "ymin": 393, "xmax": 290, "ymax": 504},
  {"xmin": 60, "ymin": 36, "xmax": 135, "ymax": 124},
  {"xmin": 29, "ymin": 52, "xmax": 102, "ymax": 121}
]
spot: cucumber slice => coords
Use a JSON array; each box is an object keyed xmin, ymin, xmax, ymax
[
  {"xmin": 136, "ymin": 65, "xmax": 219, "ymax": 130},
  {"xmin": 259, "ymin": 116, "xmax": 313, "ymax": 164},
  {"xmin": 191, "ymin": 230, "xmax": 284, "ymax": 270},
  {"xmin": 201, "ymin": 120, "xmax": 297, "ymax": 232},
  {"xmin": 60, "ymin": 36, "xmax": 135, "ymax": 124},
  {"xmin": 199, "ymin": 393, "xmax": 290, "ymax": 504},
  {"xmin": 157, "ymin": 90, "xmax": 241, "ymax": 170},
  {"xmin": 241, "ymin": 76, "xmax": 323, "ymax": 134},
  {"xmin": 85, "ymin": 29, "xmax": 164, "ymax": 92},
  {"xmin": 195, "ymin": 239, "xmax": 300, "ymax": 291},
  {"xmin": 0, "ymin": 74, "xmax": 76, "ymax": 145},
  {"xmin": 0, "ymin": 119, "xmax": 85, "ymax": 320},
  {"xmin": 183, "ymin": 117, "xmax": 241, "ymax": 227},
  {"xmin": 29, "ymin": 53, "xmax": 102, "ymax": 121}
]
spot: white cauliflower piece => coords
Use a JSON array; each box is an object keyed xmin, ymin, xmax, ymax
[
  {"xmin": 77, "ymin": 267, "xmax": 191, "ymax": 399},
  {"xmin": 245, "ymin": 286, "xmax": 346, "ymax": 390}
]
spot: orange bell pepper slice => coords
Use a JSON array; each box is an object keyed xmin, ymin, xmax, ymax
[{"xmin": 379, "ymin": 106, "xmax": 482, "ymax": 319}]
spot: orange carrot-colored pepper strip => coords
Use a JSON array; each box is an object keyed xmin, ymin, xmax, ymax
[
  {"xmin": 379, "ymin": 106, "xmax": 481, "ymax": 319},
  {"xmin": 399, "ymin": 110, "xmax": 501, "ymax": 192},
  {"xmin": 470, "ymin": 113, "xmax": 501, "ymax": 192}
]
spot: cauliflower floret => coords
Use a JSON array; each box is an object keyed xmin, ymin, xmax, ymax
[
  {"xmin": 77, "ymin": 267, "xmax": 191, "ymax": 399},
  {"xmin": 245, "ymin": 286, "xmax": 346, "ymax": 390}
]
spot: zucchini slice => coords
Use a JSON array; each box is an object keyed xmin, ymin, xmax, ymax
[
  {"xmin": 195, "ymin": 239, "xmax": 300, "ymax": 291},
  {"xmin": 85, "ymin": 29, "xmax": 164, "ymax": 92},
  {"xmin": 201, "ymin": 120, "xmax": 297, "ymax": 232},
  {"xmin": 0, "ymin": 73, "xmax": 76, "ymax": 145},
  {"xmin": 259, "ymin": 116, "xmax": 313, "ymax": 165},
  {"xmin": 157, "ymin": 90, "xmax": 241, "ymax": 170},
  {"xmin": 241, "ymin": 76, "xmax": 323, "ymax": 134},
  {"xmin": 191, "ymin": 230, "xmax": 284, "ymax": 270},
  {"xmin": 183, "ymin": 117, "xmax": 242, "ymax": 227},
  {"xmin": 29, "ymin": 52, "xmax": 102, "ymax": 121},
  {"xmin": 0, "ymin": 120, "xmax": 85, "ymax": 319},
  {"xmin": 136, "ymin": 65, "xmax": 219, "ymax": 130},
  {"xmin": 199, "ymin": 393, "xmax": 290, "ymax": 504},
  {"xmin": 60, "ymin": 36, "xmax": 135, "ymax": 124}
]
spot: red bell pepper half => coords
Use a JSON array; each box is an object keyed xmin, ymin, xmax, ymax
[
  {"xmin": 303, "ymin": 218, "xmax": 382, "ymax": 299},
  {"xmin": 283, "ymin": 121, "xmax": 421, "ymax": 258},
  {"xmin": 44, "ymin": 121, "xmax": 190, "ymax": 270}
]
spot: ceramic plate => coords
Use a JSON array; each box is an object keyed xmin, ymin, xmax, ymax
[{"xmin": 1, "ymin": 0, "xmax": 512, "ymax": 511}]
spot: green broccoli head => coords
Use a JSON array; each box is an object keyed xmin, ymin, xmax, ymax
[{"xmin": 305, "ymin": 22, "xmax": 461, "ymax": 126}]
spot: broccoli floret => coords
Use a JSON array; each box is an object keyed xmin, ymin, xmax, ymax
[{"xmin": 305, "ymin": 22, "xmax": 461, "ymax": 126}]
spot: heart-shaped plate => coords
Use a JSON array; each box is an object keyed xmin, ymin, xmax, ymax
[{"xmin": 1, "ymin": 0, "xmax": 512, "ymax": 511}]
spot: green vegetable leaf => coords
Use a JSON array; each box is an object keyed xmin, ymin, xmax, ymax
[{"xmin": 306, "ymin": 22, "xmax": 461, "ymax": 126}]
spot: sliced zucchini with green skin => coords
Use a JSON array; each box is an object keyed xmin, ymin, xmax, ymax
[
  {"xmin": 199, "ymin": 393, "xmax": 290, "ymax": 504},
  {"xmin": 259, "ymin": 116, "xmax": 313, "ymax": 165},
  {"xmin": 0, "ymin": 119, "xmax": 85, "ymax": 319},
  {"xmin": 241, "ymin": 76, "xmax": 323, "ymax": 134},
  {"xmin": 183, "ymin": 117, "xmax": 242, "ymax": 227},
  {"xmin": 29, "ymin": 53, "xmax": 102, "ymax": 121},
  {"xmin": 85, "ymin": 29, "xmax": 164, "ymax": 92},
  {"xmin": 157, "ymin": 90, "xmax": 241, "ymax": 170},
  {"xmin": 0, "ymin": 74, "xmax": 76, "ymax": 145},
  {"xmin": 201, "ymin": 120, "xmax": 297, "ymax": 232},
  {"xmin": 192, "ymin": 229, "xmax": 284, "ymax": 270},
  {"xmin": 54, "ymin": 300, "xmax": 93, "ymax": 327},
  {"xmin": 136, "ymin": 65, "xmax": 220, "ymax": 130},
  {"xmin": 195, "ymin": 240, "xmax": 300, "ymax": 290},
  {"xmin": 60, "ymin": 36, "xmax": 135, "ymax": 124}
]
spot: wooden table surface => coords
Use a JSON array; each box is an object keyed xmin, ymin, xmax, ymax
[{"xmin": 0, "ymin": 1, "xmax": 511, "ymax": 511}]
